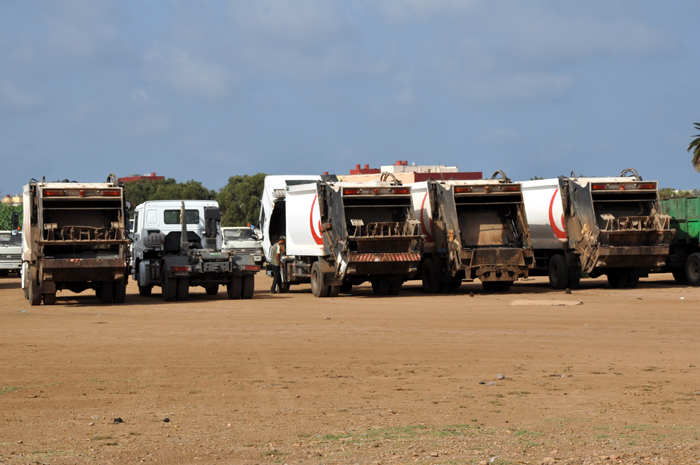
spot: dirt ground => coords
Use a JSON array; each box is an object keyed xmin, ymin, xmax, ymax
[{"xmin": 0, "ymin": 273, "xmax": 698, "ymax": 465}]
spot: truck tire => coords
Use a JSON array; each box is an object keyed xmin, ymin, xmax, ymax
[
  {"xmin": 548, "ymin": 254, "xmax": 570, "ymax": 289},
  {"xmin": 242, "ymin": 275, "xmax": 255, "ymax": 299},
  {"xmin": 280, "ymin": 282, "xmax": 291, "ymax": 293},
  {"xmin": 421, "ymin": 259, "xmax": 440, "ymax": 294},
  {"xmin": 328, "ymin": 285, "xmax": 341, "ymax": 297},
  {"xmin": 672, "ymin": 268, "xmax": 688, "ymax": 283},
  {"xmin": 625, "ymin": 272, "xmax": 640, "ymax": 288},
  {"xmin": 0, "ymin": 270, "xmax": 9, "ymax": 277},
  {"xmin": 339, "ymin": 282, "xmax": 353, "ymax": 294},
  {"xmin": 498, "ymin": 281, "xmax": 513, "ymax": 292},
  {"xmin": 138, "ymin": 285, "xmax": 153, "ymax": 297},
  {"xmin": 113, "ymin": 281, "xmax": 127, "ymax": 304},
  {"xmin": 227, "ymin": 276, "xmax": 242, "ymax": 299},
  {"xmin": 371, "ymin": 277, "xmax": 391, "ymax": 296},
  {"xmin": 43, "ymin": 292, "xmax": 56, "ymax": 305},
  {"xmin": 311, "ymin": 262, "xmax": 330, "ymax": 298},
  {"xmin": 162, "ymin": 277, "xmax": 177, "ymax": 301},
  {"xmin": 176, "ymin": 278, "xmax": 189, "ymax": 301},
  {"xmin": 607, "ymin": 269, "xmax": 629, "ymax": 288},
  {"xmin": 685, "ymin": 253, "xmax": 700, "ymax": 286},
  {"xmin": 99, "ymin": 281, "xmax": 114, "ymax": 304},
  {"xmin": 28, "ymin": 276, "xmax": 42, "ymax": 306},
  {"xmin": 205, "ymin": 285, "xmax": 218, "ymax": 295},
  {"xmin": 481, "ymin": 281, "xmax": 500, "ymax": 293}
]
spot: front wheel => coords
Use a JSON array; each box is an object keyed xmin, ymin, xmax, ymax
[{"xmin": 685, "ymin": 253, "xmax": 700, "ymax": 286}]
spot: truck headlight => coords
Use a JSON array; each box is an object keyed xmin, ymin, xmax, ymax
[{"xmin": 254, "ymin": 250, "xmax": 262, "ymax": 255}]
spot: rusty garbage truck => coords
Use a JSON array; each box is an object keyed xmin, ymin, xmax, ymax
[
  {"xmin": 520, "ymin": 169, "xmax": 673, "ymax": 289},
  {"xmin": 261, "ymin": 174, "xmax": 424, "ymax": 297},
  {"xmin": 21, "ymin": 175, "xmax": 131, "ymax": 305},
  {"xmin": 409, "ymin": 172, "xmax": 534, "ymax": 293}
]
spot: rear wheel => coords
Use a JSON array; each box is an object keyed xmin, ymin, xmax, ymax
[
  {"xmin": 328, "ymin": 285, "xmax": 341, "ymax": 297},
  {"xmin": 421, "ymin": 259, "xmax": 440, "ymax": 293},
  {"xmin": 339, "ymin": 282, "xmax": 353, "ymax": 294},
  {"xmin": 625, "ymin": 272, "xmax": 640, "ymax": 288},
  {"xmin": 371, "ymin": 277, "xmax": 391, "ymax": 296},
  {"xmin": 242, "ymin": 275, "xmax": 255, "ymax": 299},
  {"xmin": 498, "ymin": 281, "xmax": 513, "ymax": 292},
  {"xmin": 388, "ymin": 276, "xmax": 403, "ymax": 295},
  {"xmin": 205, "ymin": 285, "xmax": 218, "ymax": 296},
  {"xmin": 481, "ymin": 281, "xmax": 500, "ymax": 293},
  {"xmin": 138, "ymin": 285, "xmax": 152, "ymax": 297},
  {"xmin": 548, "ymin": 254, "xmax": 570, "ymax": 289},
  {"xmin": 607, "ymin": 269, "xmax": 629, "ymax": 288},
  {"xmin": 280, "ymin": 282, "xmax": 290, "ymax": 293},
  {"xmin": 311, "ymin": 262, "xmax": 330, "ymax": 298},
  {"xmin": 672, "ymin": 268, "xmax": 688, "ymax": 284},
  {"xmin": 99, "ymin": 281, "xmax": 114, "ymax": 304},
  {"xmin": 227, "ymin": 276, "xmax": 242, "ymax": 299},
  {"xmin": 685, "ymin": 253, "xmax": 700, "ymax": 286},
  {"xmin": 113, "ymin": 281, "xmax": 127, "ymax": 303},
  {"xmin": 176, "ymin": 278, "xmax": 189, "ymax": 301},
  {"xmin": 28, "ymin": 275, "xmax": 42, "ymax": 306},
  {"xmin": 43, "ymin": 292, "xmax": 56, "ymax": 305},
  {"xmin": 162, "ymin": 277, "xmax": 177, "ymax": 301}
]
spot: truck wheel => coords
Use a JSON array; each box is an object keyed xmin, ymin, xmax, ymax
[
  {"xmin": 328, "ymin": 285, "xmax": 341, "ymax": 297},
  {"xmin": 371, "ymin": 277, "xmax": 391, "ymax": 296},
  {"xmin": 548, "ymin": 255, "xmax": 570, "ymax": 289},
  {"xmin": 672, "ymin": 268, "xmax": 688, "ymax": 283},
  {"xmin": 311, "ymin": 262, "xmax": 330, "ymax": 298},
  {"xmin": 625, "ymin": 272, "xmax": 640, "ymax": 288},
  {"xmin": 443, "ymin": 279, "xmax": 462, "ymax": 290},
  {"xmin": 568, "ymin": 275, "xmax": 581, "ymax": 289},
  {"xmin": 99, "ymin": 281, "xmax": 114, "ymax": 304},
  {"xmin": 685, "ymin": 253, "xmax": 700, "ymax": 286},
  {"xmin": 421, "ymin": 259, "xmax": 440, "ymax": 293},
  {"xmin": 176, "ymin": 278, "xmax": 189, "ymax": 301},
  {"xmin": 481, "ymin": 281, "xmax": 500, "ymax": 293},
  {"xmin": 227, "ymin": 276, "xmax": 242, "ymax": 299},
  {"xmin": 162, "ymin": 277, "xmax": 177, "ymax": 301},
  {"xmin": 280, "ymin": 283, "xmax": 291, "ymax": 293},
  {"xmin": 113, "ymin": 281, "xmax": 127, "ymax": 303},
  {"xmin": 28, "ymin": 277, "xmax": 42, "ymax": 306},
  {"xmin": 205, "ymin": 285, "xmax": 218, "ymax": 295},
  {"xmin": 607, "ymin": 269, "xmax": 629, "ymax": 288},
  {"xmin": 242, "ymin": 275, "xmax": 255, "ymax": 299},
  {"xmin": 0, "ymin": 270, "xmax": 8, "ymax": 277},
  {"xmin": 339, "ymin": 282, "xmax": 353, "ymax": 294},
  {"xmin": 43, "ymin": 292, "xmax": 56, "ymax": 305},
  {"xmin": 138, "ymin": 285, "xmax": 153, "ymax": 297},
  {"xmin": 498, "ymin": 281, "xmax": 513, "ymax": 292}
]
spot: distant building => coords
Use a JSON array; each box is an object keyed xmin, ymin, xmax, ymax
[
  {"xmin": 338, "ymin": 161, "xmax": 482, "ymax": 184},
  {"xmin": 118, "ymin": 172, "xmax": 165, "ymax": 183},
  {"xmin": 2, "ymin": 194, "xmax": 22, "ymax": 206}
]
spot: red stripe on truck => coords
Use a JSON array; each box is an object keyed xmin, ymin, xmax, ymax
[{"xmin": 348, "ymin": 253, "xmax": 420, "ymax": 263}]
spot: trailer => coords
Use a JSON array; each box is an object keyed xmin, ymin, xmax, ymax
[
  {"xmin": 131, "ymin": 200, "xmax": 259, "ymax": 301},
  {"xmin": 410, "ymin": 172, "xmax": 534, "ymax": 293},
  {"xmin": 261, "ymin": 174, "xmax": 424, "ymax": 296},
  {"xmin": 660, "ymin": 196, "xmax": 700, "ymax": 285},
  {"xmin": 520, "ymin": 169, "xmax": 673, "ymax": 289},
  {"xmin": 21, "ymin": 175, "xmax": 130, "ymax": 305}
]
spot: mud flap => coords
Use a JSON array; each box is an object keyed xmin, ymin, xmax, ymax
[{"xmin": 562, "ymin": 179, "xmax": 599, "ymax": 273}]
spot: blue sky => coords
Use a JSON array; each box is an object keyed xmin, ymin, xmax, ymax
[{"xmin": 1, "ymin": 0, "xmax": 699, "ymax": 196}]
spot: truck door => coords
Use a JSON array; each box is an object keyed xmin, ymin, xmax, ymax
[{"xmin": 561, "ymin": 178, "xmax": 599, "ymax": 273}]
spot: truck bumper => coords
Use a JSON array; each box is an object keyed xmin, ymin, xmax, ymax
[
  {"xmin": 461, "ymin": 248, "xmax": 531, "ymax": 281},
  {"xmin": 595, "ymin": 245, "xmax": 670, "ymax": 269},
  {"xmin": 40, "ymin": 257, "xmax": 128, "ymax": 282},
  {"xmin": 345, "ymin": 252, "xmax": 421, "ymax": 276}
]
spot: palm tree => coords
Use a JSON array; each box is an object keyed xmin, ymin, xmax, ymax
[{"xmin": 689, "ymin": 122, "xmax": 700, "ymax": 172}]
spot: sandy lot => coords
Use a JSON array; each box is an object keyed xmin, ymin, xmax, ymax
[{"xmin": 0, "ymin": 273, "xmax": 698, "ymax": 464}]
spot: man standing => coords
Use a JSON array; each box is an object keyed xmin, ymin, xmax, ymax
[{"xmin": 270, "ymin": 236, "xmax": 285, "ymax": 294}]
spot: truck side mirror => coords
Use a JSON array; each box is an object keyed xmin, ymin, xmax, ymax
[
  {"xmin": 11, "ymin": 212, "xmax": 19, "ymax": 235},
  {"xmin": 203, "ymin": 207, "xmax": 221, "ymax": 239}
]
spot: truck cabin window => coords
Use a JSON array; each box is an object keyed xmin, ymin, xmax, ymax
[
  {"xmin": 164, "ymin": 210, "xmax": 200, "ymax": 225},
  {"xmin": 225, "ymin": 229, "xmax": 254, "ymax": 241}
]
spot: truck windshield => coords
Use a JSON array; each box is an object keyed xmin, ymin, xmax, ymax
[
  {"xmin": 224, "ymin": 229, "xmax": 255, "ymax": 241},
  {"xmin": 164, "ymin": 210, "xmax": 200, "ymax": 225}
]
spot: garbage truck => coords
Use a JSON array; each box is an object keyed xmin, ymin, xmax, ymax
[
  {"xmin": 409, "ymin": 172, "xmax": 534, "ymax": 293},
  {"xmin": 520, "ymin": 169, "xmax": 673, "ymax": 289},
  {"xmin": 261, "ymin": 174, "xmax": 424, "ymax": 296},
  {"xmin": 659, "ymin": 195, "xmax": 700, "ymax": 285},
  {"xmin": 131, "ymin": 200, "xmax": 260, "ymax": 301},
  {"xmin": 21, "ymin": 174, "xmax": 131, "ymax": 305}
]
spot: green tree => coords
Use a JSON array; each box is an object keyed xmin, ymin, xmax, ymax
[
  {"xmin": 690, "ymin": 122, "xmax": 700, "ymax": 171},
  {"xmin": 124, "ymin": 178, "xmax": 216, "ymax": 208},
  {"xmin": 217, "ymin": 173, "xmax": 266, "ymax": 226},
  {"xmin": 0, "ymin": 204, "xmax": 23, "ymax": 230}
]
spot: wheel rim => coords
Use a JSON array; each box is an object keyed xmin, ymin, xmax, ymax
[{"xmin": 690, "ymin": 260, "xmax": 700, "ymax": 281}]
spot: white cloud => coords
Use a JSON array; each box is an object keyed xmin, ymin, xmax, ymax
[{"xmin": 144, "ymin": 42, "xmax": 229, "ymax": 99}]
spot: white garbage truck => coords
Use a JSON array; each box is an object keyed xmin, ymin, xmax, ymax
[
  {"xmin": 131, "ymin": 200, "xmax": 260, "ymax": 301},
  {"xmin": 409, "ymin": 172, "xmax": 534, "ymax": 293},
  {"xmin": 520, "ymin": 169, "xmax": 673, "ymax": 289},
  {"xmin": 21, "ymin": 175, "xmax": 131, "ymax": 305},
  {"xmin": 261, "ymin": 174, "xmax": 424, "ymax": 296}
]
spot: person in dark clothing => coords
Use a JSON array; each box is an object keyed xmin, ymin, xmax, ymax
[{"xmin": 270, "ymin": 237, "xmax": 285, "ymax": 294}]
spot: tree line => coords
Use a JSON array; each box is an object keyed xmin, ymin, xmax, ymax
[{"xmin": 124, "ymin": 173, "xmax": 266, "ymax": 227}]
